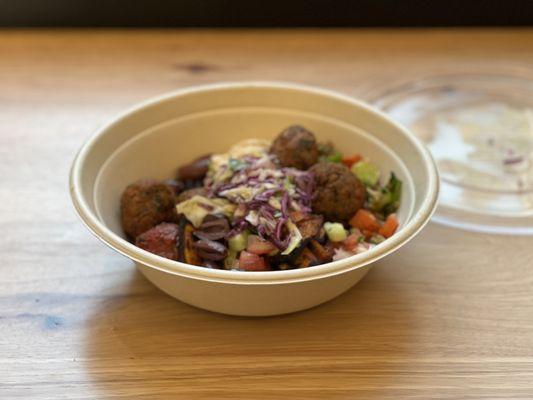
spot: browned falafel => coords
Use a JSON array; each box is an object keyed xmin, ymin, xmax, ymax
[
  {"xmin": 270, "ymin": 125, "xmax": 319, "ymax": 170},
  {"xmin": 120, "ymin": 179, "xmax": 176, "ymax": 239},
  {"xmin": 309, "ymin": 162, "xmax": 365, "ymax": 221}
]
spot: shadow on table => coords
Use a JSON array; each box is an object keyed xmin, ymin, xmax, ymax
[{"xmin": 83, "ymin": 263, "xmax": 417, "ymax": 396}]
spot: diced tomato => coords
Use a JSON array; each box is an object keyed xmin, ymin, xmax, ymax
[
  {"xmin": 379, "ymin": 214, "xmax": 399, "ymax": 238},
  {"xmin": 342, "ymin": 154, "xmax": 362, "ymax": 168},
  {"xmin": 239, "ymin": 251, "xmax": 269, "ymax": 271},
  {"xmin": 343, "ymin": 233, "xmax": 363, "ymax": 251},
  {"xmin": 246, "ymin": 235, "xmax": 278, "ymax": 255},
  {"xmin": 349, "ymin": 209, "xmax": 381, "ymax": 233}
]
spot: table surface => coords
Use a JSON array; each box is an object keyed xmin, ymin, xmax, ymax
[{"xmin": 1, "ymin": 29, "xmax": 533, "ymax": 399}]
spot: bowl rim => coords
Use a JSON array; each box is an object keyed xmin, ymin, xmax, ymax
[{"xmin": 69, "ymin": 81, "xmax": 439, "ymax": 285}]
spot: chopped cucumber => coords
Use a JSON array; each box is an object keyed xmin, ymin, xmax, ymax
[
  {"xmin": 228, "ymin": 230, "xmax": 249, "ymax": 252},
  {"xmin": 324, "ymin": 222, "xmax": 347, "ymax": 242},
  {"xmin": 351, "ymin": 160, "xmax": 380, "ymax": 186},
  {"xmin": 224, "ymin": 250, "xmax": 238, "ymax": 270}
]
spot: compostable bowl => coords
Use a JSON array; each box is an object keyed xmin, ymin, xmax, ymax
[{"xmin": 70, "ymin": 82, "xmax": 438, "ymax": 316}]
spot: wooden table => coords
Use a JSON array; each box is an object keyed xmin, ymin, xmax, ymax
[{"xmin": 1, "ymin": 29, "xmax": 533, "ymax": 399}]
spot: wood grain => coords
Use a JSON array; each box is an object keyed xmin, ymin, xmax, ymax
[{"xmin": 1, "ymin": 29, "xmax": 533, "ymax": 399}]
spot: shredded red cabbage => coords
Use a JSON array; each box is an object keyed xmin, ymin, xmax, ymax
[{"xmin": 208, "ymin": 154, "xmax": 315, "ymax": 251}]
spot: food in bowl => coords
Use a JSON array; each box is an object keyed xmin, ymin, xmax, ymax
[
  {"xmin": 120, "ymin": 125, "xmax": 402, "ymax": 271},
  {"xmin": 71, "ymin": 82, "xmax": 438, "ymax": 316}
]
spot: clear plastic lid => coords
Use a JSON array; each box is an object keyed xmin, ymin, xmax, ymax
[{"xmin": 369, "ymin": 72, "xmax": 533, "ymax": 235}]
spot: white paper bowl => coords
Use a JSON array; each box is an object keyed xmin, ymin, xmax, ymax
[{"xmin": 70, "ymin": 82, "xmax": 438, "ymax": 316}]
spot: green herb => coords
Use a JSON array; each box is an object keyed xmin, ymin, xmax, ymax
[
  {"xmin": 367, "ymin": 172, "xmax": 402, "ymax": 215},
  {"xmin": 318, "ymin": 152, "xmax": 342, "ymax": 164},
  {"xmin": 228, "ymin": 158, "xmax": 247, "ymax": 172},
  {"xmin": 317, "ymin": 141, "xmax": 342, "ymax": 163},
  {"xmin": 327, "ymin": 152, "xmax": 342, "ymax": 163}
]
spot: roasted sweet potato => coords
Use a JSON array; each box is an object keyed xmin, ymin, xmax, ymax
[
  {"xmin": 177, "ymin": 218, "xmax": 202, "ymax": 266},
  {"xmin": 296, "ymin": 214, "xmax": 324, "ymax": 241},
  {"xmin": 294, "ymin": 247, "xmax": 320, "ymax": 269},
  {"xmin": 309, "ymin": 239, "xmax": 334, "ymax": 263}
]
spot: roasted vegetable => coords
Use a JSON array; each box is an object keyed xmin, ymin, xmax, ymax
[
  {"xmin": 268, "ymin": 240, "xmax": 307, "ymax": 268},
  {"xmin": 309, "ymin": 239, "xmax": 334, "ymax": 262},
  {"xmin": 296, "ymin": 214, "xmax": 324, "ymax": 241},
  {"xmin": 177, "ymin": 218, "xmax": 202, "ymax": 266},
  {"xmin": 294, "ymin": 247, "xmax": 320, "ymax": 268}
]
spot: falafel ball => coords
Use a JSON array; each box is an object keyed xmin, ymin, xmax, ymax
[
  {"xmin": 310, "ymin": 162, "xmax": 366, "ymax": 221},
  {"xmin": 270, "ymin": 125, "xmax": 319, "ymax": 170},
  {"xmin": 135, "ymin": 222, "xmax": 179, "ymax": 260},
  {"xmin": 121, "ymin": 179, "xmax": 176, "ymax": 239}
]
